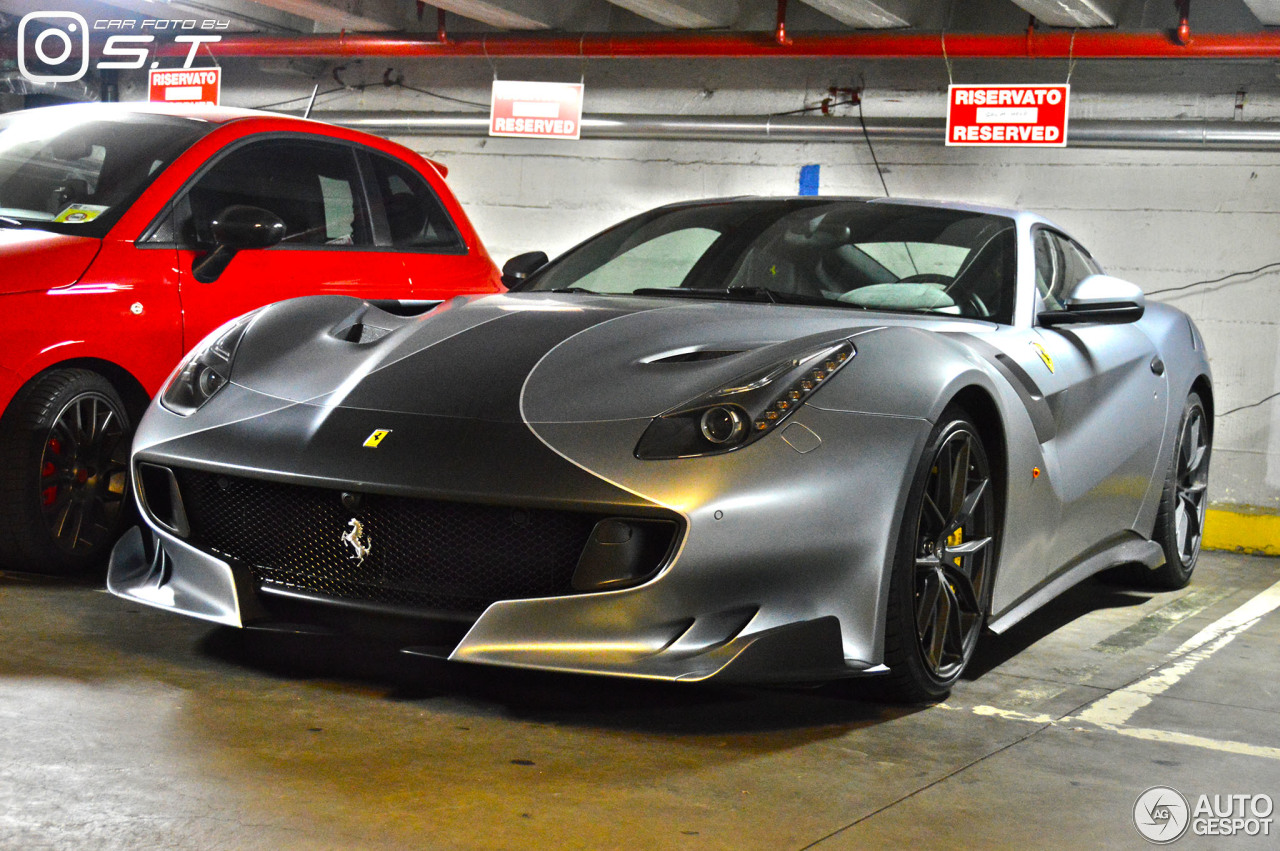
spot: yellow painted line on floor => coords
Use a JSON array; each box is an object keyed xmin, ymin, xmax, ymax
[
  {"xmin": 959, "ymin": 578, "xmax": 1280, "ymax": 763},
  {"xmin": 966, "ymin": 705, "xmax": 1280, "ymax": 763},
  {"xmin": 1203, "ymin": 507, "xmax": 1280, "ymax": 555},
  {"xmin": 1076, "ymin": 577, "xmax": 1280, "ymax": 726}
]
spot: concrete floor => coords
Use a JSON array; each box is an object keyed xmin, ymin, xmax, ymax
[{"xmin": 2, "ymin": 551, "xmax": 1278, "ymax": 850}]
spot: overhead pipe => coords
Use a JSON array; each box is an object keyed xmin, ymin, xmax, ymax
[
  {"xmin": 308, "ymin": 111, "xmax": 1280, "ymax": 151},
  {"xmin": 146, "ymin": 29, "xmax": 1280, "ymax": 61}
]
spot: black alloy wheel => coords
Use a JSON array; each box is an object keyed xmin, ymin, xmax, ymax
[
  {"xmin": 1145, "ymin": 392, "xmax": 1211, "ymax": 589},
  {"xmin": 40, "ymin": 391, "xmax": 129, "ymax": 554},
  {"xmin": 883, "ymin": 408, "xmax": 998, "ymax": 702},
  {"xmin": 0, "ymin": 369, "xmax": 133, "ymax": 573}
]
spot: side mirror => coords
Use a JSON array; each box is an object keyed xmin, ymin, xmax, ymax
[
  {"xmin": 1038, "ymin": 274, "xmax": 1145, "ymax": 326},
  {"xmin": 501, "ymin": 251, "xmax": 548, "ymax": 289},
  {"xmin": 192, "ymin": 205, "xmax": 286, "ymax": 284}
]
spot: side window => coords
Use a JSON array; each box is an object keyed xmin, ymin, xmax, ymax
[
  {"xmin": 1033, "ymin": 229, "xmax": 1064, "ymax": 309},
  {"xmin": 180, "ymin": 139, "xmax": 368, "ymax": 248},
  {"xmin": 366, "ymin": 153, "xmax": 462, "ymax": 251},
  {"xmin": 1059, "ymin": 236, "xmax": 1101, "ymax": 284}
]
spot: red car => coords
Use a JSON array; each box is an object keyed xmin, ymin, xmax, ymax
[{"xmin": 0, "ymin": 102, "xmax": 503, "ymax": 573}]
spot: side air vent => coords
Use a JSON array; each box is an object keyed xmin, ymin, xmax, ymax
[{"xmin": 136, "ymin": 463, "xmax": 190, "ymax": 537}]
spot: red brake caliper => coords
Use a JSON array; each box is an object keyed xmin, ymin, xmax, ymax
[{"xmin": 41, "ymin": 438, "xmax": 60, "ymax": 506}]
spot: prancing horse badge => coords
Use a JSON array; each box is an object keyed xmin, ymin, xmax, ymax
[
  {"xmin": 341, "ymin": 518, "xmax": 372, "ymax": 565},
  {"xmin": 363, "ymin": 429, "xmax": 391, "ymax": 448},
  {"xmin": 1030, "ymin": 341, "xmax": 1055, "ymax": 374}
]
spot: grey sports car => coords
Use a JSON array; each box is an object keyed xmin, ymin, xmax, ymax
[{"xmin": 108, "ymin": 197, "xmax": 1212, "ymax": 701}]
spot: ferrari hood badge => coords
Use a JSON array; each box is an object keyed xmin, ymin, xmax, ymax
[
  {"xmin": 1030, "ymin": 341, "xmax": 1055, "ymax": 374},
  {"xmin": 341, "ymin": 518, "xmax": 372, "ymax": 566},
  {"xmin": 363, "ymin": 429, "xmax": 391, "ymax": 448}
]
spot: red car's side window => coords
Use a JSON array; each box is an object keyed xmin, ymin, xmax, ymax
[
  {"xmin": 364, "ymin": 153, "xmax": 464, "ymax": 252},
  {"xmin": 179, "ymin": 139, "xmax": 371, "ymax": 249}
]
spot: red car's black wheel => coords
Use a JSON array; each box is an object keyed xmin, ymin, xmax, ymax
[{"xmin": 0, "ymin": 369, "xmax": 133, "ymax": 574}]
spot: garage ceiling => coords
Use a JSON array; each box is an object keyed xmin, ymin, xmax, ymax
[{"xmin": 0, "ymin": 0, "xmax": 1274, "ymax": 38}]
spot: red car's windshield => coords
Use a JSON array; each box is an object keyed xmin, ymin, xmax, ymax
[{"xmin": 0, "ymin": 106, "xmax": 210, "ymax": 238}]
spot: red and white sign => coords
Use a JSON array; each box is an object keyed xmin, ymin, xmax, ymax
[
  {"xmin": 148, "ymin": 67, "xmax": 221, "ymax": 106},
  {"xmin": 946, "ymin": 84, "xmax": 1069, "ymax": 147},
  {"xmin": 490, "ymin": 80, "xmax": 583, "ymax": 141}
]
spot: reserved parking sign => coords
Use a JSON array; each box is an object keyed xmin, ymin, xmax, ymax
[
  {"xmin": 490, "ymin": 80, "xmax": 583, "ymax": 141},
  {"xmin": 946, "ymin": 84, "xmax": 1069, "ymax": 147}
]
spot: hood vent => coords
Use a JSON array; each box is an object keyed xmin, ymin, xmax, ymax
[
  {"xmin": 643, "ymin": 347, "xmax": 748, "ymax": 365},
  {"xmin": 330, "ymin": 299, "xmax": 443, "ymax": 345},
  {"xmin": 332, "ymin": 321, "xmax": 392, "ymax": 345}
]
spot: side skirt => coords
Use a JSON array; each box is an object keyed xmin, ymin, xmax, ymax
[{"xmin": 987, "ymin": 534, "xmax": 1164, "ymax": 635}]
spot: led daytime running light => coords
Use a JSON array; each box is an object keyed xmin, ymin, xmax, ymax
[{"xmin": 635, "ymin": 339, "xmax": 855, "ymax": 460}]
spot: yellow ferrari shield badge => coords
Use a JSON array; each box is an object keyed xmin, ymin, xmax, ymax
[
  {"xmin": 363, "ymin": 429, "xmax": 391, "ymax": 448},
  {"xmin": 1030, "ymin": 342, "xmax": 1055, "ymax": 374}
]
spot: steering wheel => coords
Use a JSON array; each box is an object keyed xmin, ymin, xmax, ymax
[
  {"xmin": 897, "ymin": 273, "xmax": 953, "ymax": 285},
  {"xmin": 965, "ymin": 292, "xmax": 990, "ymax": 317}
]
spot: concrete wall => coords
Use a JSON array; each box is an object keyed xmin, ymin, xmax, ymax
[{"xmin": 194, "ymin": 58, "xmax": 1280, "ymax": 510}]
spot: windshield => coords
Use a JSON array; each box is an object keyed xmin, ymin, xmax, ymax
[
  {"xmin": 0, "ymin": 107, "xmax": 211, "ymax": 238},
  {"xmin": 524, "ymin": 200, "xmax": 1017, "ymax": 322}
]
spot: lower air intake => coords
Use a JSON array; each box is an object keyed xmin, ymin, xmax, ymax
[{"xmin": 173, "ymin": 469, "xmax": 613, "ymax": 614}]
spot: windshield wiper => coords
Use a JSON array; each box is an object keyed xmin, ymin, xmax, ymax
[
  {"xmin": 0, "ymin": 216, "xmax": 24, "ymax": 228},
  {"xmin": 632, "ymin": 287, "xmax": 833, "ymax": 307},
  {"xmin": 548, "ymin": 286, "xmax": 599, "ymax": 294}
]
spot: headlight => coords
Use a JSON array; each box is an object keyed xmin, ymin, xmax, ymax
[
  {"xmin": 635, "ymin": 339, "xmax": 855, "ymax": 459},
  {"xmin": 160, "ymin": 310, "xmax": 259, "ymax": 416}
]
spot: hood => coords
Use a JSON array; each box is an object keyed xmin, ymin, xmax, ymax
[
  {"xmin": 229, "ymin": 292, "xmax": 981, "ymax": 423},
  {"xmin": 0, "ymin": 228, "xmax": 102, "ymax": 296}
]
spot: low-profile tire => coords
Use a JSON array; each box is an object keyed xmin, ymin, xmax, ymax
[
  {"xmin": 1140, "ymin": 391, "xmax": 1211, "ymax": 590},
  {"xmin": 0, "ymin": 368, "xmax": 133, "ymax": 574},
  {"xmin": 881, "ymin": 407, "xmax": 999, "ymax": 703}
]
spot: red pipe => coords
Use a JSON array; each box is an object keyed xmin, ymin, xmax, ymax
[
  {"xmin": 142, "ymin": 30, "xmax": 1280, "ymax": 61},
  {"xmin": 775, "ymin": 0, "xmax": 791, "ymax": 47}
]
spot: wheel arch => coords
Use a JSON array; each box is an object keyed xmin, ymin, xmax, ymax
[
  {"xmin": 946, "ymin": 383, "xmax": 1009, "ymax": 615},
  {"xmin": 13, "ymin": 358, "xmax": 151, "ymax": 425},
  {"xmin": 1190, "ymin": 374, "xmax": 1214, "ymax": 439}
]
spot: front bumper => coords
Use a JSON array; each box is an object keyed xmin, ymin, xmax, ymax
[{"xmin": 109, "ymin": 392, "xmax": 930, "ymax": 683}]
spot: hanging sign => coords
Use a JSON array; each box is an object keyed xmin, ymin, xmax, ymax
[
  {"xmin": 946, "ymin": 84, "xmax": 1069, "ymax": 147},
  {"xmin": 148, "ymin": 67, "xmax": 221, "ymax": 106},
  {"xmin": 490, "ymin": 80, "xmax": 583, "ymax": 140}
]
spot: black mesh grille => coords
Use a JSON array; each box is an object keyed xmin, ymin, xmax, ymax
[{"xmin": 173, "ymin": 469, "xmax": 608, "ymax": 613}]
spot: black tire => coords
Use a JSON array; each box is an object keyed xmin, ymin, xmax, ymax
[
  {"xmin": 882, "ymin": 407, "xmax": 998, "ymax": 703},
  {"xmin": 1141, "ymin": 392, "xmax": 1211, "ymax": 590},
  {"xmin": 0, "ymin": 368, "xmax": 133, "ymax": 574}
]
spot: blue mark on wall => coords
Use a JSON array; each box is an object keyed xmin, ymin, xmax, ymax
[{"xmin": 798, "ymin": 164, "xmax": 820, "ymax": 196}]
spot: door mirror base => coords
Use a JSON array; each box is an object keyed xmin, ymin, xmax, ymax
[
  {"xmin": 501, "ymin": 251, "xmax": 549, "ymax": 289},
  {"xmin": 192, "ymin": 205, "xmax": 286, "ymax": 283},
  {"xmin": 1039, "ymin": 274, "xmax": 1146, "ymax": 326}
]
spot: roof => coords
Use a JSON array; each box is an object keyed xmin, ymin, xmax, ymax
[{"xmin": 5, "ymin": 101, "xmax": 306, "ymax": 126}]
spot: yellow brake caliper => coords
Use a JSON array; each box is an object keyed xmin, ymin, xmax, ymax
[{"xmin": 947, "ymin": 527, "xmax": 964, "ymax": 570}]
